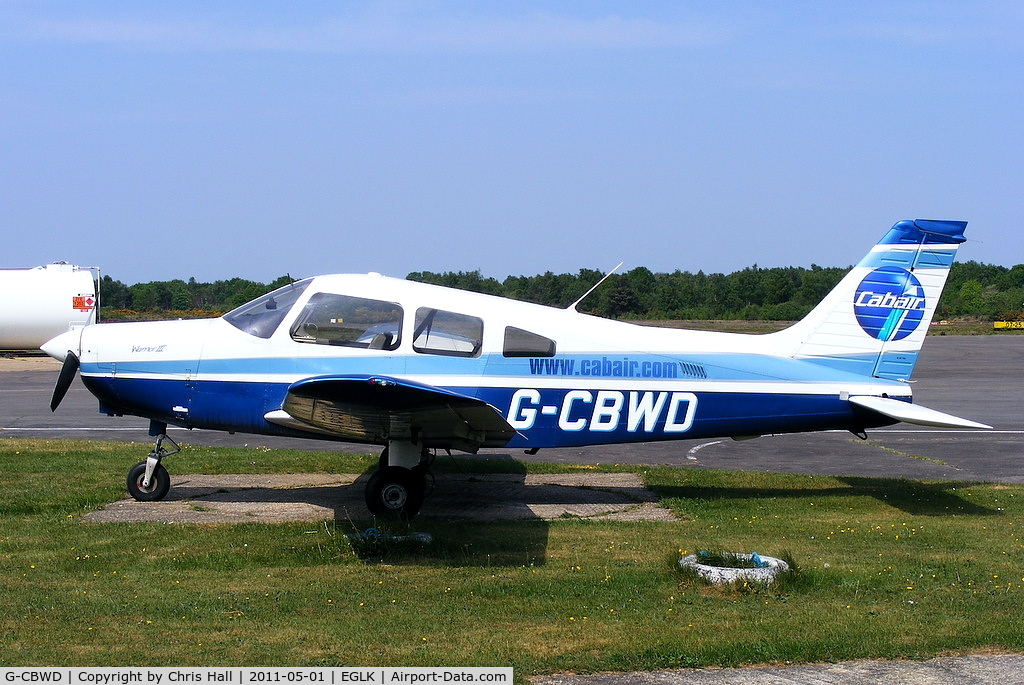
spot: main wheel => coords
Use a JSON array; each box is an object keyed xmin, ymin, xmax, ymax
[
  {"xmin": 127, "ymin": 461, "xmax": 171, "ymax": 502},
  {"xmin": 365, "ymin": 466, "xmax": 425, "ymax": 519}
]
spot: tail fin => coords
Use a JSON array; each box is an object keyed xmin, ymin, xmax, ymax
[{"xmin": 768, "ymin": 219, "xmax": 967, "ymax": 380}]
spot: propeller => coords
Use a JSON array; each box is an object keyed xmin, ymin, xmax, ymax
[{"xmin": 50, "ymin": 350, "xmax": 80, "ymax": 412}]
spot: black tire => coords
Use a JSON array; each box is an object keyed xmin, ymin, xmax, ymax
[
  {"xmin": 126, "ymin": 461, "xmax": 171, "ymax": 502},
  {"xmin": 365, "ymin": 466, "xmax": 424, "ymax": 519}
]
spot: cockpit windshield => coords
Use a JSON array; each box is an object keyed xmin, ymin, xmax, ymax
[{"xmin": 223, "ymin": 278, "xmax": 312, "ymax": 338}]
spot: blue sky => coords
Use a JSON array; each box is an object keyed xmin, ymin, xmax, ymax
[{"xmin": 1, "ymin": 2, "xmax": 1021, "ymax": 285}]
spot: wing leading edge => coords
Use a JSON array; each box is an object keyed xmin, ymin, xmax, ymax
[{"xmin": 264, "ymin": 375, "xmax": 516, "ymax": 452}]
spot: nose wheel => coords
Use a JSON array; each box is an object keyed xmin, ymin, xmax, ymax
[
  {"xmin": 127, "ymin": 461, "xmax": 171, "ymax": 501},
  {"xmin": 126, "ymin": 432, "xmax": 178, "ymax": 502}
]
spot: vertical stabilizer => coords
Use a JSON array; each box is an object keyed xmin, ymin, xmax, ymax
[{"xmin": 767, "ymin": 219, "xmax": 967, "ymax": 380}]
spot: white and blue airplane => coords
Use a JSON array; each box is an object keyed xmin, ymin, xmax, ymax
[{"xmin": 42, "ymin": 219, "xmax": 990, "ymax": 518}]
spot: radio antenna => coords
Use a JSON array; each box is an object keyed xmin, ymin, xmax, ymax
[{"xmin": 568, "ymin": 262, "xmax": 624, "ymax": 312}]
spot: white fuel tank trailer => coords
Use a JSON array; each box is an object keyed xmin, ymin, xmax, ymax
[{"xmin": 0, "ymin": 263, "xmax": 99, "ymax": 350}]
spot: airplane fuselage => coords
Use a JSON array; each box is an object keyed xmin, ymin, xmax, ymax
[{"xmin": 68, "ymin": 273, "xmax": 904, "ymax": 451}]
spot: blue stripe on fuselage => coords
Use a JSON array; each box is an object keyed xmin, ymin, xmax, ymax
[
  {"xmin": 484, "ymin": 386, "xmax": 896, "ymax": 448},
  {"xmin": 83, "ymin": 375, "xmax": 296, "ymax": 437},
  {"xmin": 79, "ymin": 349, "xmax": 892, "ymax": 385},
  {"xmin": 82, "ymin": 374, "xmax": 900, "ymax": 450}
]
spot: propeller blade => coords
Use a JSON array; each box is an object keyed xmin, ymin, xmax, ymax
[{"xmin": 50, "ymin": 351, "xmax": 80, "ymax": 412}]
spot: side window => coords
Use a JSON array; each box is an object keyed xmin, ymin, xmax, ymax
[
  {"xmin": 413, "ymin": 308, "xmax": 483, "ymax": 358},
  {"xmin": 503, "ymin": 326, "xmax": 556, "ymax": 357},
  {"xmin": 290, "ymin": 293, "xmax": 402, "ymax": 350}
]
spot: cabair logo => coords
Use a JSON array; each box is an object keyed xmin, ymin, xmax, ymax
[{"xmin": 853, "ymin": 266, "xmax": 926, "ymax": 341}]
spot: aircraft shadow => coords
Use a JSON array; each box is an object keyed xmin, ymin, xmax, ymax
[
  {"xmin": 343, "ymin": 457, "xmax": 550, "ymax": 567},
  {"xmin": 98, "ymin": 455, "xmax": 669, "ymax": 567},
  {"xmin": 655, "ymin": 476, "xmax": 1000, "ymax": 517},
  {"xmin": 343, "ymin": 516, "xmax": 550, "ymax": 568},
  {"xmin": 146, "ymin": 456, "xmax": 555, "ymax": 567},
  {"xmin": 835, "ymin": 476, "xmax": 1001, "ymax": 516}
]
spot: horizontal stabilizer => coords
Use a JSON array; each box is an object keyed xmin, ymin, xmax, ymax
[{"xmin": 849, "ymin": 395, "xmax": 992, "ymax": 429}]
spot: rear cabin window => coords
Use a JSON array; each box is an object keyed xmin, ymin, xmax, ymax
[
  {"xmin": 503, "ymin": 326, "xmax": 556, "ymax": 357},
  {"xmin": 413, "ymin": 308, "xmax": 483, "ymax": 358},
  {"xmin": 290, "ymin": 293, "xmax": 402, "ymax": 350}
]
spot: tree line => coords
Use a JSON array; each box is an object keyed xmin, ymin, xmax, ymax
[
  {"xmin": 100, "ymin": 275, "xmax": 297, "ymax": 319},
  {"xmin": 99, "ymin": 260, "xmax": 1024, "ymax": 322},
  {"xmin": 409, "ymin": 260, "xmax": 1024, "ymax": 320}
]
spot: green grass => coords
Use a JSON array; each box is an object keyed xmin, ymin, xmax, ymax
[{"xmin": 1, "ymin": 439, "xmax": 1022, "ymax": 676}]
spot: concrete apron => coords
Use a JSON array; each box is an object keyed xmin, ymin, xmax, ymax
[{"xmin": 84, "ymin": 472, "xmax": 676, "ymax": 524}]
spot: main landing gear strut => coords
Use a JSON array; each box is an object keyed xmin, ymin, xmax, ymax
[
  {"xmin": 365, "ymin": 441, "xmax": 435, "ymax": 520},
  {"xmin": 126, "ymin": 423, "xmax": 179, "ymax": 502}
]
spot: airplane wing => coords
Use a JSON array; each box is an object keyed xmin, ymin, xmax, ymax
[
  {"xmin": 849, "ymin": 395, "xmax": 992, "ymax": 429},
  {"xmin": 264, "ymin": 375, "xmax": 516, "ymax": 452}
]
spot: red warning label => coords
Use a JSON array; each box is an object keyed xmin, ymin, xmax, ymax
[{"xmin": 73, "ymin": 296, "xmax": 96, "ymax": 312}]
